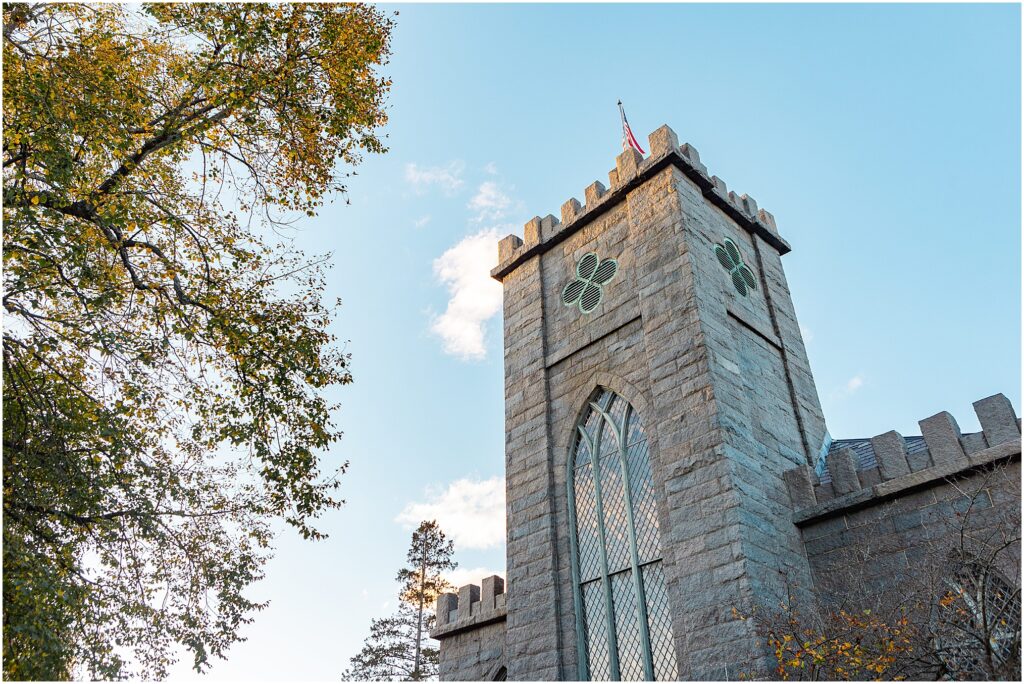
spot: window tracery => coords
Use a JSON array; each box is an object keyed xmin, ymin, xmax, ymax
[{"xmin": 568, "ymin": 388, "xmax": 678, "ymax": 681}]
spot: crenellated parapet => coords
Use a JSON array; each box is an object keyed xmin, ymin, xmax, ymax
[
  {"xmin": 491, "ymin": 123, "xmax": 790, "ymax": 282},
  {"xmin": 431, "ymin": 575, "xmax": 507, "ymax": 640},
  {"xmin": 784, "ymin": 394, "xmax": 1022, "ymax": 524}
]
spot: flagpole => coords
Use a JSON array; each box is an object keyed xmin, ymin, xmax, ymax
[
  {"xmin": 617, "ymin": 100, "xmax": 645, "ymax": 155},
  {"xmin": 617, "ymin": 100, "xmax": 627, "ymax": 151}
]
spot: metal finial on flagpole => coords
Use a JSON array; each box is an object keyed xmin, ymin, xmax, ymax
[{"xmin": 617, "ymin": 100, "xmax": 628, "ymax": 152}]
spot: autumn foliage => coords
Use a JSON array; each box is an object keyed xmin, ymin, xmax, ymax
[
  {"xmin": 736, "ymin": 464, "xmax": 1020, "ymax": 681},
  {"xmin": 734, "ymin": 604, "xmax": 917, "ymax": 681},
  {"xmin": 3, "ymin": 2, "xmax": 393, "ymax": 678}
]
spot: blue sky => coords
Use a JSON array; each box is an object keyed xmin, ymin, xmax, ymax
[{"xmin": 171, "ymin": 3, "xmax": 1020, "ymax": 680}]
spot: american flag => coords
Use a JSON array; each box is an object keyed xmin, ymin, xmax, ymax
[{"xmin": 618, "ymin": 100, "xmax": 645, "ymax": 155}]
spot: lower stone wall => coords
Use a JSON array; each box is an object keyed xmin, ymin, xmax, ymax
[
  {"xmin": 801, "ymin": 456, "xmax": 1021, "ymax": 595},
  {"xmin": 437, "ymin": 620, "xmax": 507, "ymax": 682},
  {"xmin": 779, "ymin": 393, "xmax": 1021, "ymax": 681},
  {"xmin": 783, "ymin": 393, "xmax": 1021, "ymax": 596},
  {"xmin": 777, "ymin": 390, "xmax": 1022, "ymax": 681},
  {"xmin": 433, "ymin": 576, "xmax": 508, "ymax": 681}
]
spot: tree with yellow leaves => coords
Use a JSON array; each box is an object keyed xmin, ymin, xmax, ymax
[{"xmin": 3, "ymin": 2, "xmax": 393, "ymax": 678}]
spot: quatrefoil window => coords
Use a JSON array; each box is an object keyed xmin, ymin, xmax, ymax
[
  {"xmin": 714, "ymin": 237, "xmax": 757, "ymax": 296},
  {"xmin": 562, "ymin": 252, "xmax": 618, "ymax": 314}
]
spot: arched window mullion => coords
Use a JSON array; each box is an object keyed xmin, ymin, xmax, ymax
[
  {"xmin": 567, "ymin": 427, "xmax": 591, "ymax": 681},
  {"xmin": 587, "ymin": 410, "xmax": 622, "ymax": 680},
  {"xmin": 592, "ymin": 403, "xmax": 656, "ymax": 681},
  {"xmin": 570, "ymin": 389, "xmax": 678, "ymax": 682},
  {"xmin": 620, "ymin": 406, "xmax": 656, "ymax": 681}
]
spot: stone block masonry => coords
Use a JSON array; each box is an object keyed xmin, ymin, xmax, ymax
[
  {"xmin": 432, "ymin": 576, "xmax": 507, "ymax": 681},
  {"xmin": 491, "ymin": 125, "xmax": 791, "ymax": 283},
  {"xmin": 433, "ymin": 116, "xmax": 1021, "ymax": 682},
  {"xmin": 784, "ymin": 395, "xmax": 1021, "ymax": 595},
  {"xmin": 785, "ymin": 393, "xmax": 1020, "ymax": 520},
  {"xmin": 485, "ymin": 122, "xmax": 827, "ymax": 680}
]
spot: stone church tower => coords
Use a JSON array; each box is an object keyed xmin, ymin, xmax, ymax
[{"xmin": 430, "ymin": 123, "xmax": 1021, "ymax": 681}]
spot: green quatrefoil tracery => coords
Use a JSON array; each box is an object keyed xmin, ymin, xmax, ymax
[
  {"xmin": 714, "ymin": 237, "xmax": 757, "ymax": 296},
  {"xmin": 562, "ymin": 252, "xmax": 619, "ymax": 314}
]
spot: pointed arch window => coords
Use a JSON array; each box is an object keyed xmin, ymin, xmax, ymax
[
  {"xmin": 567, "ymin": 388, "xmax": 678, "ymax": 681},
  {"xmin": 935, "ymin": 559, "xmax": 1021, "ymax": 678}
]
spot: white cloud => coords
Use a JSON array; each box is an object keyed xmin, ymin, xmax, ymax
[
  {"xmin": 443, "ymin": 566, "xmax": 506, "ymax": 591},
  {"xmin": 800, "ymin": 324, "xmax": 814, "ymax": 344},
  {"xmin": 829, "ymin": 373, "xmax": 866, "ymax": 401},
  {"xmin": 396, "ymin": 476, "xmax": 506, "ymax": 550},
  {"xmin": 405, "ymin": 161, "xmax": 464, "ymax": 196},
  {"xmin": 483, "ymin": 162, "xmax": 498, "ymax": 175},
  {"xmin": 467, "ymin": 181, "xmax": 512, "ymax": 222},
  {"xmin": 414, "ymin": 215, "xmax": 431, "ymax": 229},
  {"xmin": 430, "ymin": 228, "xmax": 504, "ymax": 360}
]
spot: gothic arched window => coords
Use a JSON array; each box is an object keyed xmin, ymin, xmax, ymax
[
  {"xmin": 935, "ymin": 559, "xmax": 1021, "ymax": 679},
  {"xmin": 567, "ymin": 388, "xmax": 678, "ymax": 681}
]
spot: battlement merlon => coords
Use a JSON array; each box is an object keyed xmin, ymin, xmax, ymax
[
  {"xmin": 491, "ymin": 123, "xmax": 790, "ymax": 282},
  {"xmin": 430, "ymin": 575, "xmax": 506, "ymax": 640},
  {"xmin": 783, "ymin": 393, "xmax": 1022, "ymax": 523}
]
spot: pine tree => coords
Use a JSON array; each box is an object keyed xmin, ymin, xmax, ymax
[{"xmin": 343, "ymin": 521, "xmax": 456, "ymax": 681}]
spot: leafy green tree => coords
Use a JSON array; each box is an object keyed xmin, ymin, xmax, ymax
[
  {"xmin": 2, "ymin": 2, "xmax": 393, "ymax": 679},
  {"xmin": 343, "ymin": 521, "xmax": 457, "ymax": 681}
]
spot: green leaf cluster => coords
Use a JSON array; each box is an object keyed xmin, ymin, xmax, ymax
[{"xmin": 2, "ymin": 2, "xmax": 393, "ymax": 678}]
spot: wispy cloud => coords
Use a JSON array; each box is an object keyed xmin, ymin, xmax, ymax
[
  {"xmin": 405, "ymin": 161, "xmax": 465, "ymax": 196},
  {"xmin": 800, "ymin": 324, "xmax": 814, "ymax": 345},
  {"xmin": 830, "ymin": 373, "xmax": 866, "ymax": 400},
  {"xmin": 468, "ymin": 181, "xmax": 512, "ymax": 222},
  {"xmin": 414, "ymin": 215, "xmax": 431, "ymax": 229},
  {"xmin": 430, "ymin": 228, "xmax": 504, "ymax": 360},
  {"xmin": 396, "ymin": 476, "xmax": 506, "ymax": 550},
  {"xmin": 430, "ymin": 172, "xmax": 519, "ymax": 361}
]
